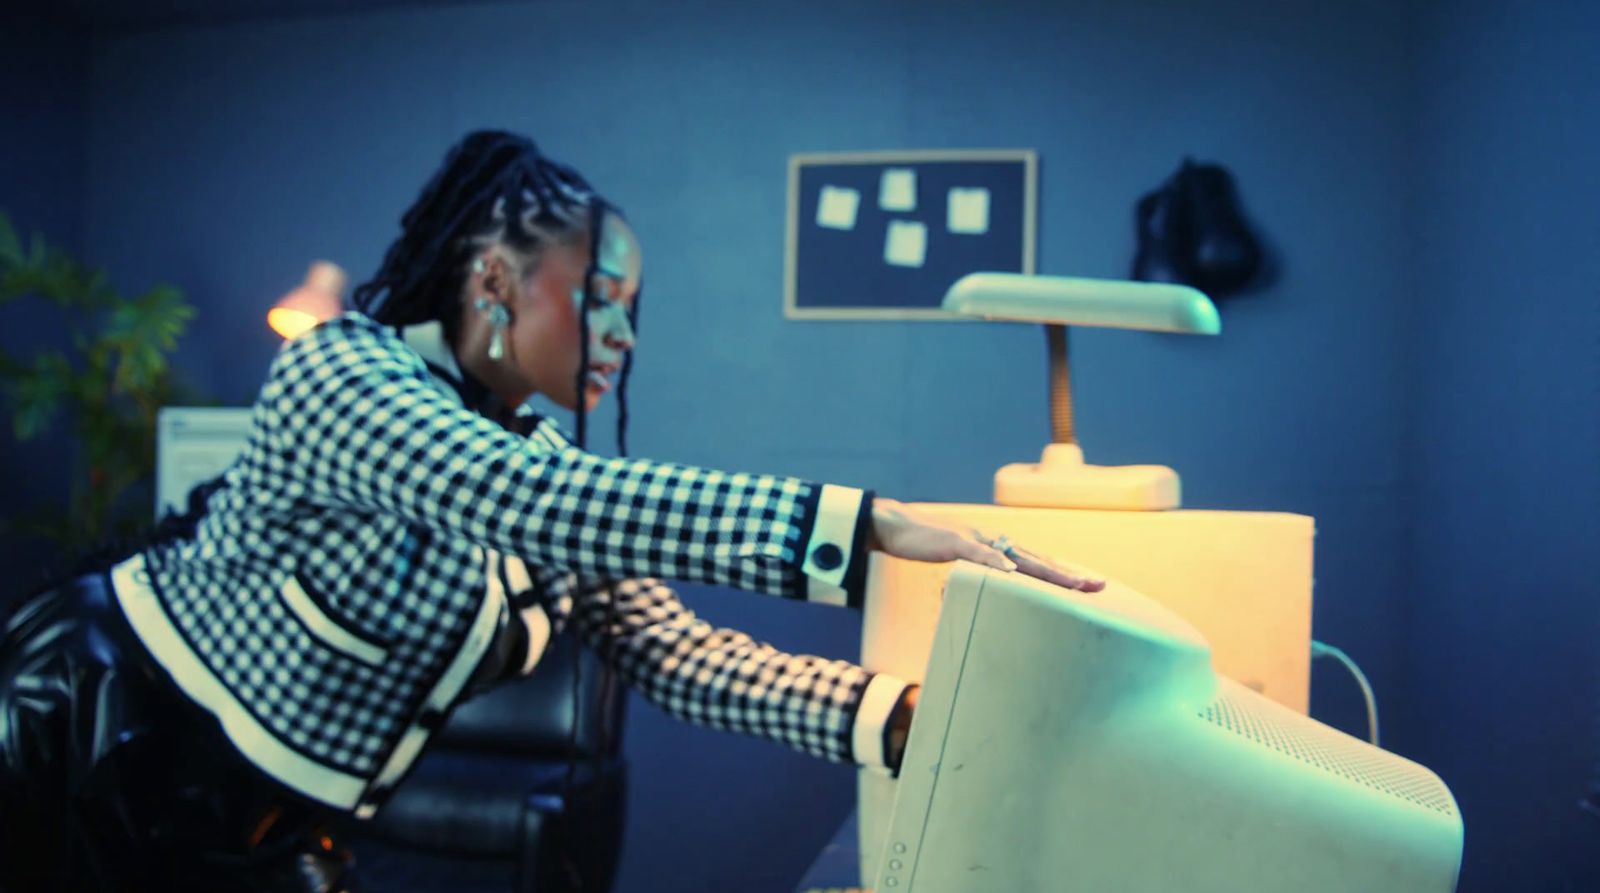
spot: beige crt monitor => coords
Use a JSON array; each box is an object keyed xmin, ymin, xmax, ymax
[
  {"xmin": 155, "ymin": 407, "xmax": 254, "ymax": 518},
  {"xmin": 872, "ymin": 562, "xmax": 1461, "ymax": 892},
  {"xmin": 858, "ymin": 503, "xmax": 1314, "ymax": 880}
]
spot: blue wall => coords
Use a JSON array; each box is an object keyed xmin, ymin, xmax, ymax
[
  {"xmin": 0, "ymin": 16, "xmax": 85, "ymax": 249},
  {"xmin": 1402, "ymin": 1, "xmax": 1600, "ymax": 889},
  {"xmin": 4, "ymin": 0, "xmax": 1587, "ymax": 888},
  {"xmin": 0, "ymin": 12, "xmax": 87, "ymax": 599}
]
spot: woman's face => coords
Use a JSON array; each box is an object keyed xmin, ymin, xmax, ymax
[{"xmin": 503, "ymin": 213, "xmax": 641, "ymax": 411}]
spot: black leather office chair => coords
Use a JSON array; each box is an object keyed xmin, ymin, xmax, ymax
[{"xmin": 348, "ymin": 629, "xmax": 628, "ymax": 893}]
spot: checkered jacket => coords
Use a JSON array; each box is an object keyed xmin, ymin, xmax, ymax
[{"xmin": 111, "ymin": 315, "xmax": 909, "ymax": 819}]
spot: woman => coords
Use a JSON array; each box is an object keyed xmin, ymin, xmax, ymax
[{"xmin": 0, "ymin": 130, "xmax": 1101, "ymax": 892}]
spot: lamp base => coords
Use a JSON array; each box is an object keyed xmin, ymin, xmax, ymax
[{"xmin": 994, "ymin": 444, "xmax": 1181, "ymax": 511}]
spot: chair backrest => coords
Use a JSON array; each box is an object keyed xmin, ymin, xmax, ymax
[
  {"xmin": 354, "ymin": 627, "xmax": 630, "ymax": 892},
  {"xmin": 439, "ymin": 628, "xmax": 626, "ymax": 759}
]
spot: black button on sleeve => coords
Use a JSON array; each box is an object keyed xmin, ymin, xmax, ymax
[{"xmin": 811, "ymin": 543, "xmax": 844, "ymax": 571}]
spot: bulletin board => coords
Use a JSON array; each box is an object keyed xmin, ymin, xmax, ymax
[{"xmin": 784, "ymin": 150, "xmax": 1037, "ymax": 320}]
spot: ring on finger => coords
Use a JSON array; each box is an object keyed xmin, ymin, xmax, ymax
[{"xmin": 989, "ymin": 534, "xmax": 1020, "ymax": 560}]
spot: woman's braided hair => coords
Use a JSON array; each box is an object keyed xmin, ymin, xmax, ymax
[{"xmin": 351, "ymin": 129, "xmax": 640, "ymax": 453}]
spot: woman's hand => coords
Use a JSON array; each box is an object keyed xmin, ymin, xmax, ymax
[
  {"xmin": 886, "ymin": 683, "xmax": 920, "ymax": 773},
  {"xmin": 868, "ymin": 498, "xmax": 1106, "ymax": 592}
]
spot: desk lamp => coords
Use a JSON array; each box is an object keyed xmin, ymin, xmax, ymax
[
  {"xmin": 942, "ymin": 272, "xmax": 1219, "ymax": 510},
  {"xmin": 268, "ymin": 260, "xmax": 346, "ymax": 339}
]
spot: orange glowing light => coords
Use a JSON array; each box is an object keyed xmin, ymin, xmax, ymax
[{"xmin": 269, "ymin": 261, "xmax": 346, "ymax": 339}]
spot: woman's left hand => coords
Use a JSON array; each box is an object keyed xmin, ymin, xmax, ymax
[{"xmin": 868, "ymin": 498, "xmax": 1106, "ymax": 593}]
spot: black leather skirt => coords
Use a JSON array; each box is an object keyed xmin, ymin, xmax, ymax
[{"xmin": 0, "ymin": 573, "xmax": 356, "ymax": 892}]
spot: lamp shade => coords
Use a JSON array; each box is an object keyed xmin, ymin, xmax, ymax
[
  {"xmin": 269, "ymin": 261, "xmax": 346, "ymax": 339},
  {"xmin": 943, "ymin": 273, "xmax": 1220, "ymax": 334}
]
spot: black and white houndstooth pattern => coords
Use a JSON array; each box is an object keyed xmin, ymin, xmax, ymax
[
  {"xmin": 509, "ymin": 567, "xmax": 872, "ymax": 764},
  {"xmin": 564, "ymin": 576, "xmax": 872, "ymax": 763},
  {"xmin": 133, "ymin": 314, "xmax": 880, "ymax": 797}
]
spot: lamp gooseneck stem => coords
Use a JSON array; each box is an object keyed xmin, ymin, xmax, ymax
[{"xmin": 1046, "ymin": 323, "xmax": 1076, "ymax": 445}]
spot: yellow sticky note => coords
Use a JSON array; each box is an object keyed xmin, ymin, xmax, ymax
[
  {"xmin": 885, "ymin": 220, "xmax": 927, "ymax": 268},
  {"xmin": 879, "ymin": 168, "xmax": 918, "ymax": 212},
  {"xmin": 948, "ymin": 187, "xmax": 990, "ymax": 235},
  {"xmin": 817, "ymin": 185, "xmax": 860, "ymax": 231}
]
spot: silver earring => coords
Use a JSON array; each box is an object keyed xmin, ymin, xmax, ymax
[{"xmin": 475, "ymin": 296, "xmax": 511, "ymax": 360}]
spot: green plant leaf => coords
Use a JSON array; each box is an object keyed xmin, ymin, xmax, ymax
[
  {"xmin": 6, "ymin": 351, "xmax": 72, "ymax": 440},
  {"xmin": 107, "ymin": 284, "xmax": 196, "ymax": 392},
  {"xmin": 0, "ymin": 241, "xmax": 97, "ymax": 310}
]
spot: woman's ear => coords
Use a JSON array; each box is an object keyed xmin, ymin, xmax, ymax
[{"xmin": 472, "ymin": 251, "xmax": 517, "ymax": 303}]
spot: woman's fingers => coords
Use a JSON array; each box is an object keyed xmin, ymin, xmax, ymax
[
  {"xmin": 1012, "ymin": 547, "xmax": 1106, "ymax": 592},
  {"xmin": 988, "ymin": 548, "xmax": 1019, "ymax": 573},
  {"xmin": 959, "ymin": 533, "xmax": 1017, "ymax": 572},
  {"xmin": 874, "ymin": 506, "xmax": 1104, "ymax": 591}
]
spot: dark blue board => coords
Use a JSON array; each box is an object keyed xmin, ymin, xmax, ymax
[{"xmin": 786, "ymin": 151, "xmax": 1035, "ymax": 318}]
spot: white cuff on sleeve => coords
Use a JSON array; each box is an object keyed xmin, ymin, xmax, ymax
[
  {"xmin": 803, "ymin": 483, "xmax": 865, "ymax": 606},
  {"xmin": 853, "ymin": 672, "xmax": 912, "ymax": 774}
]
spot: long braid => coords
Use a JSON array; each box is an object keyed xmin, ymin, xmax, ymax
[
  {"xmin": 615, "ymin": 283, "xmax": 640, "ymax": 457},
  {"xmin": 573, "ymin": 197, "xmax": 604, "ymax": 451}
]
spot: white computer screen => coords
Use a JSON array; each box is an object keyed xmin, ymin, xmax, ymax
[{"xmin": 154, "ymin": 406, "xmax": 253, "ymax": 518}]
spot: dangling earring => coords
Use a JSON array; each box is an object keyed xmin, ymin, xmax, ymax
[{"xmin": 475, "ymin": 296, "xmax": 511, "ymax": 360}]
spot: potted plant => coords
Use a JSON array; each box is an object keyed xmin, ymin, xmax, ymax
[{"xmin": 0, "ymin": 211, "xmax": 202, "ymax": 550}]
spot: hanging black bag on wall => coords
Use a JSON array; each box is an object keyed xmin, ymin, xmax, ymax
[{"xmin": 1131, "ymin": 157, "xmax": 1263, "ymax": 298}]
